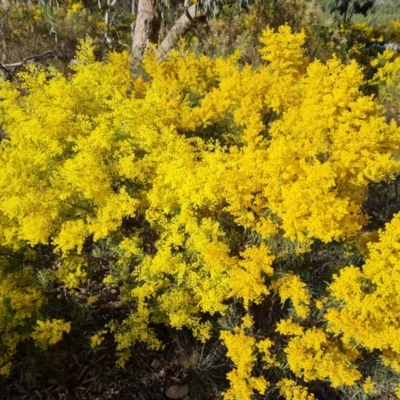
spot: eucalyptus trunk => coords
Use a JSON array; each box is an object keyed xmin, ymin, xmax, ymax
[
  {"xmin": 155, "ymin": 2, "xmax": 210, "ymax": 61},
  {"xmin": 130, "ymin": 0, "xmax": 160, "ymax": 63}
]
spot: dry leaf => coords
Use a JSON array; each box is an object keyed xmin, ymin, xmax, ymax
[{"xmin": 165, "ymin": 384, "xmax": 189, "ymax": 399}]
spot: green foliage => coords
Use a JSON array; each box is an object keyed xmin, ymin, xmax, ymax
[
  {"xmin": 317, "ymin": 0, "xmax": 400, "ymax": 25},
  {"xmin": 184, "ymin": 0, "xmax": 317, "ymax": 65},
  {"xmin": 0, "ymin": 0, "xmax": 132, "ymax": 70}
]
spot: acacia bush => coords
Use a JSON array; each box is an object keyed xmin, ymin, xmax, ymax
[{"xmin": 1, "ymin": 25, "xmax": 400, "ymax": 399}]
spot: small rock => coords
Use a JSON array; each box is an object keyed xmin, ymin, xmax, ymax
[
  {"xmin": 165, "ymin": 384, "xmax": 189, "ymax": 399},
  {"xmin": 151, "ymin": 359, "xmax": 160, "ymax": 369},
  {"xmin": 157, "ymin": 370, "xmax": 166, "ymax": 378}
]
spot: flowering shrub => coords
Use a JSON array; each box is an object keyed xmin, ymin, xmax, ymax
[
  {"xmin": 1, "ymin": 25, "xmax": 400, "ymax": 398},
  {"xmin": 326, "ymin": 212, "xmax": 400, "ymax": 373},
  {"xmin": 0, "ymin": 265, "xmax": 46, "ymax": 375}
]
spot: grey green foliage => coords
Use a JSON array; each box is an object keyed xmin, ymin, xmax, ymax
[{"xmin": 317, "ymin": 0, "xmax": 400, "ymax": 25}]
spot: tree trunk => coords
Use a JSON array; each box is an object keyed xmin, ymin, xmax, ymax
[
  {"xmin": 155, "ymin": 1, "xmax": 210, "ymax": 61},
  {"xmin": 130, "ymin": 0, "xmax": 160, "ymax": 63},
  {"xmin": 0, "ymin": 0, "xmax": 9, "ymax": 62}
]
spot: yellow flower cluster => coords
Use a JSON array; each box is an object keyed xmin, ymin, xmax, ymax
[
  {"xmin": 277, "ymin": 379, "xmax": 315, "ymax": 400},
  {"xmin": 220, "ymin": 318, "xmax": 269, "ymax": 399},
  {"xmin": 326, "ymin": 212, "xmax": 400, "ymax": 373},
  {"xmin": 0, "ymin": 266, "xmax": 45, "ymax": 374},
  {"xmin": 32, "ymin": 319, "xmax": 71, "ymax": 350},
  {"xmin": 91, "ymin": 329, "xmax": 107, "ymax": 348},
  {"xmin": 278, "ymin": 325, "xmax": 361, "ymax": 387},
  {"xmin": 272, "ymin": 272, "xmax": 310, "ymax": 318},
  {"xmin": 1, "ymin": 24, "xmax": 400, "ymax": 398},
  {"xmin": 363, "ymin": 376, "xmax": 377, "ymax": 395}
]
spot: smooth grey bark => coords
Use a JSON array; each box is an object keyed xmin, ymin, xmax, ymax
[
  {"xmin": 155, "ymin": 1, "xmax": 210, "ymax": 61},
  {"xmin": 131, "ymin": 0, "xmax": 211, "ymax": 64},
  {"xmin": 130, "ymin": 0, "xmax": 160, "ymax": 63}
]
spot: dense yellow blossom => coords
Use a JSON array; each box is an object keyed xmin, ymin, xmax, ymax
[
  {"xmin": 363, "ymin": 376, "xmax": 377, "ymax": 394},
  {"xmin": 221, "ymin": 321, "xmax": 268, "ymax": 400},
  {"xmin": 282, "ymin": 327, "xmax": 362, "ymax": 387},
  {"xmin": 32, "ymin": 319, "xmax": 71, "ymax": 350},
  {"xmin": 396, "ymin": 385, "xmax": 400, "ymax": 399},
  {"xmin": 326, "ymin": 212, "xmax": 400, "ymax": 378},
  {"xmin": 0, "ymin": 266, "xmax": 46, "ymax": 374},
  {"xmin": 0, "ymin": 24, "xmax": 400, "ymax": 398},
  {"xmin": 277, "ymin": 379, "xmax": 315, "ymax": 400},
  {"xmin": 229, "ymin": 244, "xmax": 274, "ymax": 308},
  {"xmin": 91, "ymin": 330, "xmax": 107, "ymax": 348},
  {"xmin": 272, "ymin": 273, "xmax": 311, "ymax": 318},
  {"xmin": 276, "ymin": 318, "xmax": 304, "ymax": 336}
]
